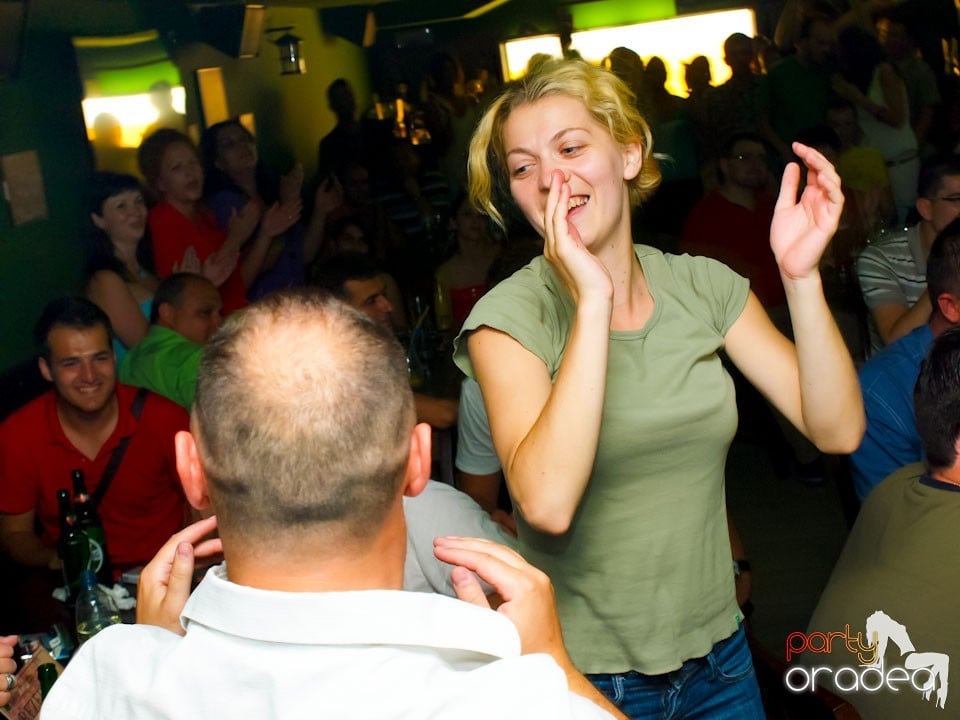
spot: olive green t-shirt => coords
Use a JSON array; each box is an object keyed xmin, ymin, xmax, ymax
[
  {"xmin": 454, "ymin": 245, "xmax": 750, "ymax": 674},
  {"xmin": 805, "ymin": 463, "xmax": 960, "ymax": 720}
]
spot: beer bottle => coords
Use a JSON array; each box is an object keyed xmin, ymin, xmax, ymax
[
  {"xmin": 56, "ymin": 488, "xmax": 89, "ymax": 601},
  {"xmin": 71, "ymin": 469, "xmax": 112, "ymax": 585},
  {"xmin": 38, "ymin": 663, "xmax": 58, "ymax": 700}
]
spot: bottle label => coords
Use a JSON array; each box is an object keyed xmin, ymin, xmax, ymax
[{"xmin": 87, "ymin": 538, "xmax": 104, "ymax": 573}]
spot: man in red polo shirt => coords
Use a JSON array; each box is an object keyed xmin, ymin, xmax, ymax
[
  {"xmin": 0, "ymin": 298, "xmax": 188, "ymax": 576},
  {"xmin": 679, "ymin": 131, "xmax": 786, "ymax": 312}
]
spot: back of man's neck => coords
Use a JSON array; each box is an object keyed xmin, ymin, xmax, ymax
[
  {"xmin": 930, "ymin": 467, "xmax": 960, "ymax": 487},
  {"xmin": 929, "ymin": 313, "xmax": 952, "ymax": 338},
  {"xmin": 222, "ymin": 512, "xmax": 408, "ymax": 593}
]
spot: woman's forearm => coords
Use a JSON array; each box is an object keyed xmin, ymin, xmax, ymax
[
  {"xmin": 303, "ymin": 210, "xmax": 327, "ymax": 266},
  {"xmin": 785, "ymin": 272, "xmax": 864, "ymax": 453},
  {"xmin": 239, "ymin": 229, "xmax": 273, "ymax": 288},
  {"xmin": 474, "ymin": 299, "xmax": 612, "ymax": 534}
]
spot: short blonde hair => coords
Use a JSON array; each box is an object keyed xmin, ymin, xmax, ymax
[
  {"xmin": 194, "ymin": 289, "xmax": 415, "ymax": 544},
  {"xmin": 468, "ymin": 59, "xmax": 661, "ymax": 228}
]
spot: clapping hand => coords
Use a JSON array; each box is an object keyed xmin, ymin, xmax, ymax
[
  {"xmin": 173, "ymin": 246, "xmax": 202, "ymax": 275},
  {"xmin": 225, "ymin": 200, "xmax": 263, "ymax": 252},
  {"xmin": 770, "ymin": 142, "xmax": 844, "ymax": 281},
  {"xmin": 314, "ymin": 176, "xmax": 344, "ymax": 217},
  {"xmin": 202, "ymin": 250, "xmax": 239, "ymax": 287},
  {"xmin": 175, "ymin": 245, "xmax": 235, "ymax": 287},
  {"xmin": 261, "ymin": 198, "xmax": 303, "ymax": 238}
]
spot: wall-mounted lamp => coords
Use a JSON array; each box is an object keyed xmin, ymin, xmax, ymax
[{"xmin": 266, "ymin": 27, "xmax": 305, "ymax": 75}]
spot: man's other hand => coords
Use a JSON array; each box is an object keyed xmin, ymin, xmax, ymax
[
  {"xmin": 136, "ymin": 516, "xmax": 222, "ymax": 635},
  {"xmin": 432, "ymin": 536, "xmax": 566, "ymax": 660}
]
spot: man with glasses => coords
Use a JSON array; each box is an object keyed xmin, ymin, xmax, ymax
[
  {"xmin": 857, "ymin": 154, "xmax": 960, "ymax": 353},
  {"xmin": 680, "ymin": 132, "xmax": 785, "ymax": 312},
  {"xmin": 681, "ymin": 132, "xmax": 825, "ymax": 485}
]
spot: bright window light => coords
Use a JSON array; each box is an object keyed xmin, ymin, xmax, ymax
[
  {"xmin": 570, "ymin": 8, "xmax": 756, "ymax": 97},
  {"xmin": 500, "ymin": 35, "xmax": 564, "ymax": 81},
  {"xmin": 81, "ymin": 87, "xmax": 186, "ymax": 147}
]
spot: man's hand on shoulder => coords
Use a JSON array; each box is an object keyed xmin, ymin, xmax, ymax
[
  {"xmin": 434, "ymin": 537, "xmax": 562, "ymax": 656},
  {"xmin": 433, "ymin": 537, "xmax": 626, "ymax": 719}
]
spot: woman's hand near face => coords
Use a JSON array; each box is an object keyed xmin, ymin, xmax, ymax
[
  {"xmin": 542, "ymin": 170, "xmax": 613, "ymax": 305},
  {"xmin": 770, "ymin": 142, "xmax": 844, "ymax": 282}
]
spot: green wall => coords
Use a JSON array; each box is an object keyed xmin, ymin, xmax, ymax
[{"xmin": 0, "ymin": 1, "xmax": 368, "ymax": 374}]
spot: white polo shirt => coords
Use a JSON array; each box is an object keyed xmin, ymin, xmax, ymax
[{"xmin": 43, "ymin": 564, "xmax": 611, "ymax": 719}]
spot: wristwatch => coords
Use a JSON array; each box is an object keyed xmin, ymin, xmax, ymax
[{"xmin": 733, "ymin": 559, "xmax": 752, "ymax": 577}]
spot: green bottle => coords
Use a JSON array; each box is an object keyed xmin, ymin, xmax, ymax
[
  {"xmin": 56, "ymin": 488, "xmax": 89, "ymax": 601},
  {"xmin": 71, "ymin": 470, "xmax": 112, "ymax": 585},
  {"xmin": 38, "ymin": 663, "xmax": 58, "ymax": 700}
]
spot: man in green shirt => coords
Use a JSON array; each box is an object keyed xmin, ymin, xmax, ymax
[
  {"xmin": 759, "ymin": 14, "xmax": 835, "ymax": 162},
  {"xmin": 119, "ymin": 273, "xmax": 221, "ymax": 409}
]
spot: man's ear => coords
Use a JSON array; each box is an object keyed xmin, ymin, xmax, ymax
[
  {"xmin": 717, "ymin": 157, "xmax": 731, "ymax": 180},
  {"xmin": 402, "ymin": 422, "xmax": 432, "ymax": 499},
  {"xmin": 621, "ymin": 141, "xmax": 643, "ymax": 182},
  {"xmin": 917, "ymin": 196, "xmax": 933, "ymax": 223},
  {"xmin": 157, "ymin": 301, "xmax": 176, "ymax": 327},
  {"xmin": 38, "ymin": 356, "xmax": 52, "ymax": 383},
  {"xmin": 937, "ymin": 292, "xmax": 960, "ymax": 324},
  {"xmin": 175, "ymin": 430, "xmax": 212, "ymax": 511}
]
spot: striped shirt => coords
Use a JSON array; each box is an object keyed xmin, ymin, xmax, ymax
[{"xmin": 856, "ymin": 224, "xmax": 926, "ymax": 353}]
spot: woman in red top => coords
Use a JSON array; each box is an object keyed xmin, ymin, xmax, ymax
[
  {"xmin": 137, "ymin": 129, "xmax": 299, "ymax": 314},
  {"xmin": 434, "ymin": 193, "xmax": 501, "ymax": 329}
]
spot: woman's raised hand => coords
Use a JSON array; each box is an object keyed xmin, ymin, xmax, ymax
[
  {"xmin": 261, "ymin": 198, "xmax": 303, "ymax": 238},
  {"xmin": 225, "ymin": 200, "xmax": 263, "ymax": 252},
  {"xmin": 770, "ymin": 142, "xmax": 844, "ymax": 281},
  {"xmin": 314, "ymin": 176, "xmax": 343, "ymax": 217},
  {"xmin": 543, "ymin": 171, "xmax": 613, "ymax": 305},
  {"xmin": 202, "ymin": 249, "xmax": 239, "ymax": 287}
]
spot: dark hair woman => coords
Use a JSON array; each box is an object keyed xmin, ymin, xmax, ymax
[
  {"xmin": 84, "ymin": 171, "xmax": 158, "ymax": 360},
  {"xmin": 200, "ymin": 119, "xmax": 338, "ymax": 300}
]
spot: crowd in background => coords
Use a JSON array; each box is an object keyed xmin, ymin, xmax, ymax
[{"xmin": 2, "ymin": 0, "xmax": 959, "ymax": 717}]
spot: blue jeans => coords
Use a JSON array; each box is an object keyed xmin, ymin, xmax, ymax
[{"xmin": 587, "ymin": 626, "xmax": 764, "ymax": 720}]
